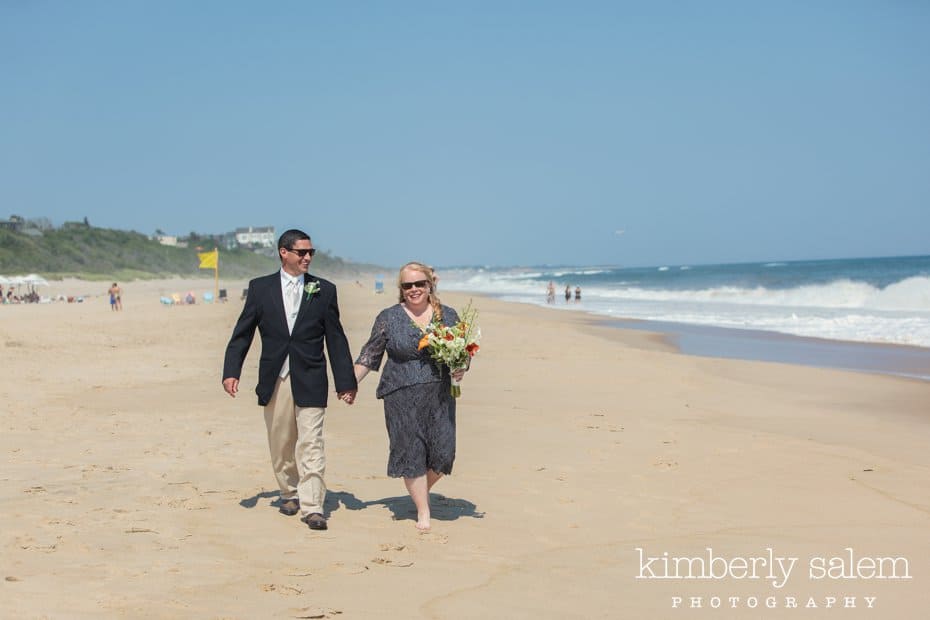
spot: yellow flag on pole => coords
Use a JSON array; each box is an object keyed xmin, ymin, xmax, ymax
[{"xmin": 198, "ymin": 248, "xmax": 218, "ymax": 269}]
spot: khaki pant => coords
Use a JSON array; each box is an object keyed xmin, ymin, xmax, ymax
[{"xmin": 263, "ymin": 375, "xmax": 326, "ymax": 516}]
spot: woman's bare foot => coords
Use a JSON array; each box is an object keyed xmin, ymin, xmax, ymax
[{"xmin": 405, "ymin": 475, "xmax": 433, "ymax": 531}]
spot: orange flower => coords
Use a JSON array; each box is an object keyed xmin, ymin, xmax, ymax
[
  {"xmin": 417, "ymin": 334, "xmax": 430, "ymax": 350},
  {"xmin": 466, "ymin": 343, "xmax": 480, "ymax": 356}
]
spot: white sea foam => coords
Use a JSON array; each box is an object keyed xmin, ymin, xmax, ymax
[
  {"xmin": 548, "ymin": 268, "xmax": 612, "ymax": 278},
  {"xmin": 572, "ymin": 277, "xmax": 930, "ymax": 312},
  {"xmin": 440, "ymin": 269, "xmax": 930, "ymax": 347}
]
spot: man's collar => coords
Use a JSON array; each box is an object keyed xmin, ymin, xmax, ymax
[{"xmin": 280, "ymin": 269, "xmax": 303, "ymax": 285}]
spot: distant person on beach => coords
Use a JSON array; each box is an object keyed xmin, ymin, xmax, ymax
[
  {"xmin": 565, "ymin": 285, "xmax": 571, "ymax": 302},
  {"xmin": 546, "ymin": 281, "xmax": 556, "ymax": 304},
  {"xmin": 108, "ymin": 283, "xmax": 122, "ymax": 311},
  {"xmin": 574, "ymin": 286, "xmax": 581, "ymax": 303},
  {"xmin": 222, "ymin": 229, "xmax": 357, "ymax": 532},
  {"xmin": 353, "ymin": 261, "xmax": 470, "ymax": 531}
]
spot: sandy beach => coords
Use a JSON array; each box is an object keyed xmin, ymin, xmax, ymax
[{"xmin": 2, "ymin": 276, "xmax": 929, "ymax": 619}]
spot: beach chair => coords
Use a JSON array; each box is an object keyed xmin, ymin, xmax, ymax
[
  {"xmin": 171, "ymin": 293, "xmax": 183, "ymax": 305},
  {"xmin": 241, "ymin": 288, "xmax": 248, "ymax": 301},
  {"xmin": 218, "ymin": 288, "xmax": 228, "ymax": 302},
  {"xmin": 160, "ymin": 296, "xmax": 173, "ymax": 306},
  {"xmin": 203, "ymin": 291, "xmax": 214, "ymax": 304},
  {"xmin": 374, "ymin": 276, "xmax": 384, "ymax": 294}
]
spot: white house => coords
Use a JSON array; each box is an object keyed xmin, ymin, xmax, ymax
[{"xmin": 234, "ymin": 226, "xmax": 275, "ymax": 248}]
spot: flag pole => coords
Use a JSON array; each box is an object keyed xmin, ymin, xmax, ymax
[{"xmin": 213, "ymin": 247, "xmax": 219, "ymax": 300}]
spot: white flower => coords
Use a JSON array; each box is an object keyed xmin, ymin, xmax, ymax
[
  {"xmin": 415, "ymin": 301, "xmax": 481, "ymax": 398},
  {"xmin": 304, "ymin": 281, "xmax": 320, "ymax": 300}
]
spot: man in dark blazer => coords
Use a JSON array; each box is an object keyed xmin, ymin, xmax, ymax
[{"xmin": 222, "ymin": 229, "xmax": 357, "ymax": 531}]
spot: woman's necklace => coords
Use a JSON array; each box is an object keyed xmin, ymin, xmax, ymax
[{"xmin": 404, "ymin": 303, "xmax": 433, "ymax": 328}]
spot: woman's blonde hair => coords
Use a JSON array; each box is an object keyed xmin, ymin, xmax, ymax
[{"xmin": 397, "ymin": 261, "xmax": 443, "ymax": 321}]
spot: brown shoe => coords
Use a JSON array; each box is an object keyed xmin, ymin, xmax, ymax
[
  {"xmin": 278, "ymin": 499, "xmax": 300, "ymax": 516},
  {"xmin": 302, "ymin": 512, "xmax": 328, "ymax": 530}
]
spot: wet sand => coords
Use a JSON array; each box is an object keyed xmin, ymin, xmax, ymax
[{"xmin": 607, "ymin": 318, "xmax": 930, "ymax": 381}]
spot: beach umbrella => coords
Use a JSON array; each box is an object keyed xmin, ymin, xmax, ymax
[
  {"xmin": 23, "ymin": 274, "xmax": 50, "ymax": 287},
  {"xmin": 4, "ymin": 275, "xmax": 26, "ymax": 298}
]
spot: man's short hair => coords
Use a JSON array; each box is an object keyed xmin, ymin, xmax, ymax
[{"xmin": 277, "ymin": 229, "xmax": 311, "ymax": 252}]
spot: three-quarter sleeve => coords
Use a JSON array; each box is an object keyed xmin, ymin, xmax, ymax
[{"xmin": 355, "ymin": 311, "xmax": 388, "ymax": 371}]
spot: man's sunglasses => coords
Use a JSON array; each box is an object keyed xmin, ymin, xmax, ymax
[
  {"xmin": 285, "ymin": 248, "xmax": 316, "ymax": 258},
  {"xmin": 401, "ymin": 280, "xmax": 429, "ymax": 290}
]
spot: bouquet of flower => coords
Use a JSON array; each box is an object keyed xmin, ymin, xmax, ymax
[{"xmin": 417, "ymin": 301, "xmax": 480, "ymax": 398}]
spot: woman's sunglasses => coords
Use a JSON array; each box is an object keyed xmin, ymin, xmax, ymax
[{"xmin": 401, "ymin": 280, "xmax": 429, "ymax": 290}]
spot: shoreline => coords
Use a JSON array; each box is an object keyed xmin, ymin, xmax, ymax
[
  {"xmin": 607, "ymin": 317, "xmax": 930, "ymax": 382},
  {"xmin": 457, "ymin": 291, "xmax": 930, "ymax": 382},
  {"xmin": 10, "ymin": 274, "xmax": 929, "ymax": 381}
]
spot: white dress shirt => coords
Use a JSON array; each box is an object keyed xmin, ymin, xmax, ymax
[{"xmin": 279, "ymin": 269, "xmax": 302, "ymax": 377}]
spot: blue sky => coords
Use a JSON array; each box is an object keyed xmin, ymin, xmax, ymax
[{"xmin": 3, "ymin": 1, "xmax": 929, "ymax": 268}]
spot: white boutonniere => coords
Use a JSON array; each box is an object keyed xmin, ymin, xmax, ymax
[{"xmin": 304, "ymin": 281, "xmax": 320, "ymax": 301}]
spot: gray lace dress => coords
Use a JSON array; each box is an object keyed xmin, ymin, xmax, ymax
[{"xmin": 355, "ymin": 303, "xmax": 460, "ymax": 478}]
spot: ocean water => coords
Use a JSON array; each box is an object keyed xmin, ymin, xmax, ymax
[{"xmin": 439, "ymin": 255, "xmax": 930, "ymax": 351}]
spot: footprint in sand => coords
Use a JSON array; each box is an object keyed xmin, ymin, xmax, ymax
[
  {"xmin": 290, "ymin": 606, "xmax": 343, "ymax": 619},
  {"xmin": 652, "ymin": 457, "xmax": 679, "ymax": 470},
  {"xmin": 371, "ymin": 556, "xmax": 414, "ymax": 567},
  {"xmin": 417, "ymin": 532, "xmax": 448, "ymax": 544},
  {"xmin": 260, "ymin": 583, "xmax": 303, "ymax": 596},
  {"xmin": 328, "ymin": 561, "xmax": 369, "ymax": 575},
  {"xmin": 17, "ymin": 535, "xmax": 61, "ymax": 553},
  {"xmin": 372, "ymin": 543, "xmax": 413, "ymax": 567}
]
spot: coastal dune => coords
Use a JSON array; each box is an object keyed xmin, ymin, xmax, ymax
[{"xmin": 2, "ymin": 277, "xmax": 929, "ymax": 618}]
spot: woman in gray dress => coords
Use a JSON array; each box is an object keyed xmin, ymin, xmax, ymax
[{"xmin": 354, "ymin": 261, "xmax": 469, "ymax": 531}]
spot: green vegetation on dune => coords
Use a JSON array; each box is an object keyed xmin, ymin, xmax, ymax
[{"xmin": 0, "ymin": 226, "xmax": 380, "ymax": 280}]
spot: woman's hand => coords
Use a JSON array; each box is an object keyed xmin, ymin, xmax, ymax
[{"xmin": 452, "ymin": 367, "xmax": 467, "ymax": 382}]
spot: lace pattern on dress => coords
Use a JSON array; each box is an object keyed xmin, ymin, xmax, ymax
[{"xmin": 355, "ymin": 304, "xmax": 460, "ymax": 399}]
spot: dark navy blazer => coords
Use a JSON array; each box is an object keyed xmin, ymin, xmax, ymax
[{"xmin": 223, "ymin": 271, "xmax": 357, "ymax": 407}]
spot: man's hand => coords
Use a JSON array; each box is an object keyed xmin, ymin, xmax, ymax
[
  {"xmin": 338, "ymin": 389, "xmax": 357, "ymax": 405},
  {"xmin": 222, "ymin": 377, "xmax": 239, "ymax": 398}
]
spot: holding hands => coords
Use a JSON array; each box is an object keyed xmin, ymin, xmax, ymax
[{"xmin": 224, "ymin": 376, "xmax": 356, "ymax": 405}]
